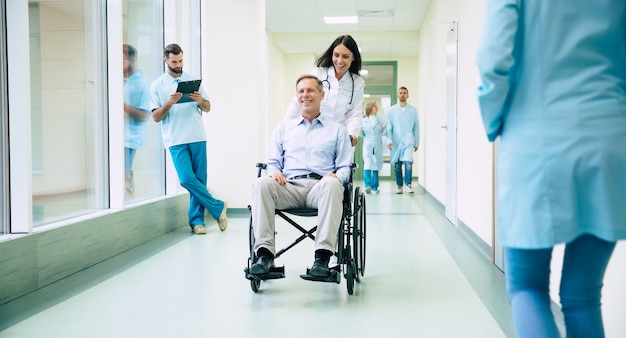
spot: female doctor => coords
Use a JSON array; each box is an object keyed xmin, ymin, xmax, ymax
[
  {"xmin": 284, "ymin": 35, "xmax": 364, "ymax": 146},
  {"xmin": 476, "ymin": 1, "xmax": 626, "ymax": 337}
]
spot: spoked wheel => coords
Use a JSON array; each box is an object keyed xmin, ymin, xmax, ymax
[
  {"xmin": 359, "ymin": 193, "xmax": 366, "ymax": 276},
  {"xmin": 352, "ymin": 187, "xmax": 361, "ymax": 283},
  {"xmin": 353, "ymin": 188, "xmax": 366, "ymax": 278}
]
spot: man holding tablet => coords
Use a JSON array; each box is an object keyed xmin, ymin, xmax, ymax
[{"xmin": 151, "ymin": 43, "xmax": 228, "ymax": 234}]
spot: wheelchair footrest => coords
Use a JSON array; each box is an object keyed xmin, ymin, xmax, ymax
[
  {"xmin": 244, "ymin": 266, "xmax": 286, "ymax": 281},
  {"xmin": 299, "ymin": 266, "xmax": 341, "ymax": 284}
]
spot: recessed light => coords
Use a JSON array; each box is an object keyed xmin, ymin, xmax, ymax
[{"xmin": 323, "ymin": 16, "xmax": 358, "ymax": 24}]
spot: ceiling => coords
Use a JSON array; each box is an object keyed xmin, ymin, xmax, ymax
[{"xmin": 266, "ymin": 0, "xmax": 432, "ymax": 59}]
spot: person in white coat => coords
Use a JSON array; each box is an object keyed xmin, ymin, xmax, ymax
[
  {"xmin": 360, "ymin": 101, "xmax": 386, "ymax": 194},
  {"xmin": 284, "ymin": 35, "xmax": 364, "ymax": 147},
  {"xmin": 476, "ymin": 1, "xmax": 626, "ymax": 337},
  {"xmin": 387, "ymin": 87, "xmax": 419, "ymax": 194}
]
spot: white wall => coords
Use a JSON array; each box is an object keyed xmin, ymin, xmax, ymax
[
  {"xmin": 278, "ymin": 52, "xmax": 315, "ymax": 121},
  {"xmin": 418, "ymin": 0, "xmax": 493, "ymax": 248},
  {"xmin": 201, "ymin": 0, "xmax": 266, "ymax": 208}
]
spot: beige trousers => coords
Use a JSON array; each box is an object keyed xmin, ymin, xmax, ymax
[{"xmin": 251, "ymin": 176, "xmax": 344, "ymax": 256}]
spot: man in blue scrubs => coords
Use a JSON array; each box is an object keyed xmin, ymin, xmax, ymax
[{"xmin": 151, "ymin": 44, "xmax": 227, "ymax": 235}]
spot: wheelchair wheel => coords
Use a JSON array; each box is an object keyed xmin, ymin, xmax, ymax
[
  {"xmin": 248, "ymin": 206, "xmax": 260, "ymax": 293},
  {"xmin": 358, "ymin": 192, "xmax": 366, "ymax": 276},
  {"xmin": 351, "ymin": 187, "xmax": 361, "ymax": 283},
  {"xmin": 250, "ymin": 278, "xmax": 261, "ymax": 293},
  {"xmin": 346, "ymin": 260, "xmax": 355, "ymax": 295},
  {"xmin": 352, "ymin": 187, "xmax": 366, "ymax": 278}
]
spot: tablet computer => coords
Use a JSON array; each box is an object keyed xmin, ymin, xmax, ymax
[{"xmin": 176, "ymin": 79, "xmax": 202, "ymax": 103}]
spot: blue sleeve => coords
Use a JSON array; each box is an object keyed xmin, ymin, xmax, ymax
[
  {"xmin": 335, "ymin": 126, "xmax": 353, "ymax": 185},
  {"xmin": 266, "ymin": 124, "xmax": 284, "ymax": 175},
  {"xmin": 476, "ymin": 0, "xmax": 520, "ymax": 141},
  {"xmin": 413, "ymin": 108, "xmax": 420, "ymax": 148}
]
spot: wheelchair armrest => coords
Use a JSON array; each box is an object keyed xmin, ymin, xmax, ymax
[{"xmin": 256, "ymin": 163, "xmax": 267, "ymax": 178}]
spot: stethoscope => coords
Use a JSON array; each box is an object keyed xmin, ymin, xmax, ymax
[{"xmin": 321, "ymin": 70, "xmax": 354, "ymax": 110}]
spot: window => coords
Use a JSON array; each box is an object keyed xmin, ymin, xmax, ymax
[
  {"xmin": 122, "ymin": 0, "xmax": 165, "ymax": 202},
  {"xmin": 29, "ymin": 1, "xmax": 108, "ymax": 226}
]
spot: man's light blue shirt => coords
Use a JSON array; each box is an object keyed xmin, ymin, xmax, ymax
[
  {"xmin": 266, "ymin": 114, "xmax": 352, "ymax": 184},
  {"xmin": 124, "ymin": 70, "xmax": 151, "ymax": 149},
  {"xmin": 150, "ymin": 72, "xmax": 209, "ymax": 148}
]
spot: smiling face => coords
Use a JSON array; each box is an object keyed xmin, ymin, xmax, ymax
[
  {"xmin": 332, "ymin": 44, "xmax": 354, "ymax": 79},
  {"xmin": 296, "ymin": 77, "xmax": 324, "ymax": 119}
]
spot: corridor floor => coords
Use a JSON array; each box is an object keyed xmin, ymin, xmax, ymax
[{"xmin": 0, "ymin": 181, "xmax": 513, "ymax": 337}]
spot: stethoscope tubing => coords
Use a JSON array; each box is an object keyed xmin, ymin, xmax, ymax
[{"xmin": 321, "ymin": 70, "xmax": 354, "ymax": 110}]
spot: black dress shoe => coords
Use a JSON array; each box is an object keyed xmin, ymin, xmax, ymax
[
  {"xmin": 250, "ymin": 255, "xmax": 274, "ymax": 275},
  {"xmin": 309, "ymin": 257, "xmax": 330, "ymax": 277}
]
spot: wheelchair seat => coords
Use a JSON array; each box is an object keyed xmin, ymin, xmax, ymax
[{"xmin": 244, "ymin": 163, "xmax": 367, "ymax": 295}]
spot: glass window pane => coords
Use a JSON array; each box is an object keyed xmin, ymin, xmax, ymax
[
  {"xmin": 30, "ymin": 1, "xmax": 107, "ymax": 226},
  {"xmin": 123, "ymin": 0, "xmax": 165, "ymax": 202}
]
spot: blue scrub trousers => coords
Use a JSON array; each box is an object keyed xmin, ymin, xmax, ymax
[
  {"xmin": 363, "ymin": 170, "xmax": 379, "ymax": 191},
  {"xmin": 504, "ymin": 234, "xmax": 615, "ymax": 338},
  {"xmin": 169, "ymin": 141, "xmax": 224, "ymax": 227},
  {"xmin": 394, "ymin": 161, "xmax": 412, "ymax": 187},
  {"xmin": 124, "ymin": 147, "xmax": 136, "ymax": 178}
]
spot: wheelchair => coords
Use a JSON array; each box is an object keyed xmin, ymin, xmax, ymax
[{"xmin": 244, "ymin": 163, "xmax": 366, "ymax": 295}]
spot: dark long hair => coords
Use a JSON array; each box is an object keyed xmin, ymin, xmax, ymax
[{"xmin": 315, "ymin": 35, "xmax": 362, "ymax": 75}]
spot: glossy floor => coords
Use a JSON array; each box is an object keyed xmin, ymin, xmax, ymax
[{"xmin": 0, "ymin": 182, "xmax": 514, "ymax": 337}]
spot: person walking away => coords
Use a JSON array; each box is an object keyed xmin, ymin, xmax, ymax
[
  {"xmin": 476, "ymin": 1, "xmax": 626, "ymax": 337},
  {"xmin": 360, "ymin": 101, "xmax": 386, "ymax": 194}
]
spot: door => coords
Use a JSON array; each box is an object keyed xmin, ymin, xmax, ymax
[{"xmin": 444, "ymin": 21, "xmax": 458, "ymax": 225}]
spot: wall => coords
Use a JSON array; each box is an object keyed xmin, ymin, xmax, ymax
[
  {"xmin": 201, "ymin": 0, "xmax": 267, "ymax": 208},
  {"xmin": 418, "ymin": 0, "xmax": 493, "ymax": 248},
  {"xmin": 0, "ymin": 195, "xmax": 189, "ymax": 304}
]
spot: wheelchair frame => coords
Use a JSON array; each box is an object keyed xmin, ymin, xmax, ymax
[{"xmin": 244, "ymin": 163, "xmax": 366, "ymax": 295}]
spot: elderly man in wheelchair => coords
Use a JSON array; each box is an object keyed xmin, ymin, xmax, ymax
[{"xmin": 249, "ymin": 74, "xmax": 352, "ymax": 282}]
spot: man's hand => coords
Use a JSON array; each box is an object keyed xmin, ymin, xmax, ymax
[
  {"xmin": 189, "ymin": 91, "xmax": 203, "ymax": 103},
  {"xmin": 387, "ymin": 143, "xmax": 393, "ymax": 150},
  {"xmin": 268, "ymin": 172, "xmax": 287, "ymax": 186},
  {"xmin": 350, "ymin": 135, "xmax": 358, "ymax": 147},
  {"xmin": 169, "ymin": 91, "xmax": 183, "ymax": 104}
]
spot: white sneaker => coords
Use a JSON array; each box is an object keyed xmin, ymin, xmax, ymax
[
  {"xmin": 372, "ymin": 190, "xmax": 380, "ymax": 194},
  {"xmin": 404, "ymin": 185, "xmax": 414, "ymax": 193},
  {"xmin": 192, "ymin": 224, "xmax": 207, "ymax": 235},
  {"xmin": 365, "ymin": 187, "xmax": 371, "ymax": 194},
  {"xmin": 396, "ymin": 186, "xmax": 403, "ymax": 194},
  {"xmin": 217, "ymin": 202, "xmax": 228, "ymax": 231}
]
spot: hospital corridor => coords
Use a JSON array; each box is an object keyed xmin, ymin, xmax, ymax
[
  {"xmin": 2, "ymin": 1, "xmax": 626, "ymax": 337},
  {"xmin": 0, "ymin": 182, "xmax": 513, "ymax": 337}
]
